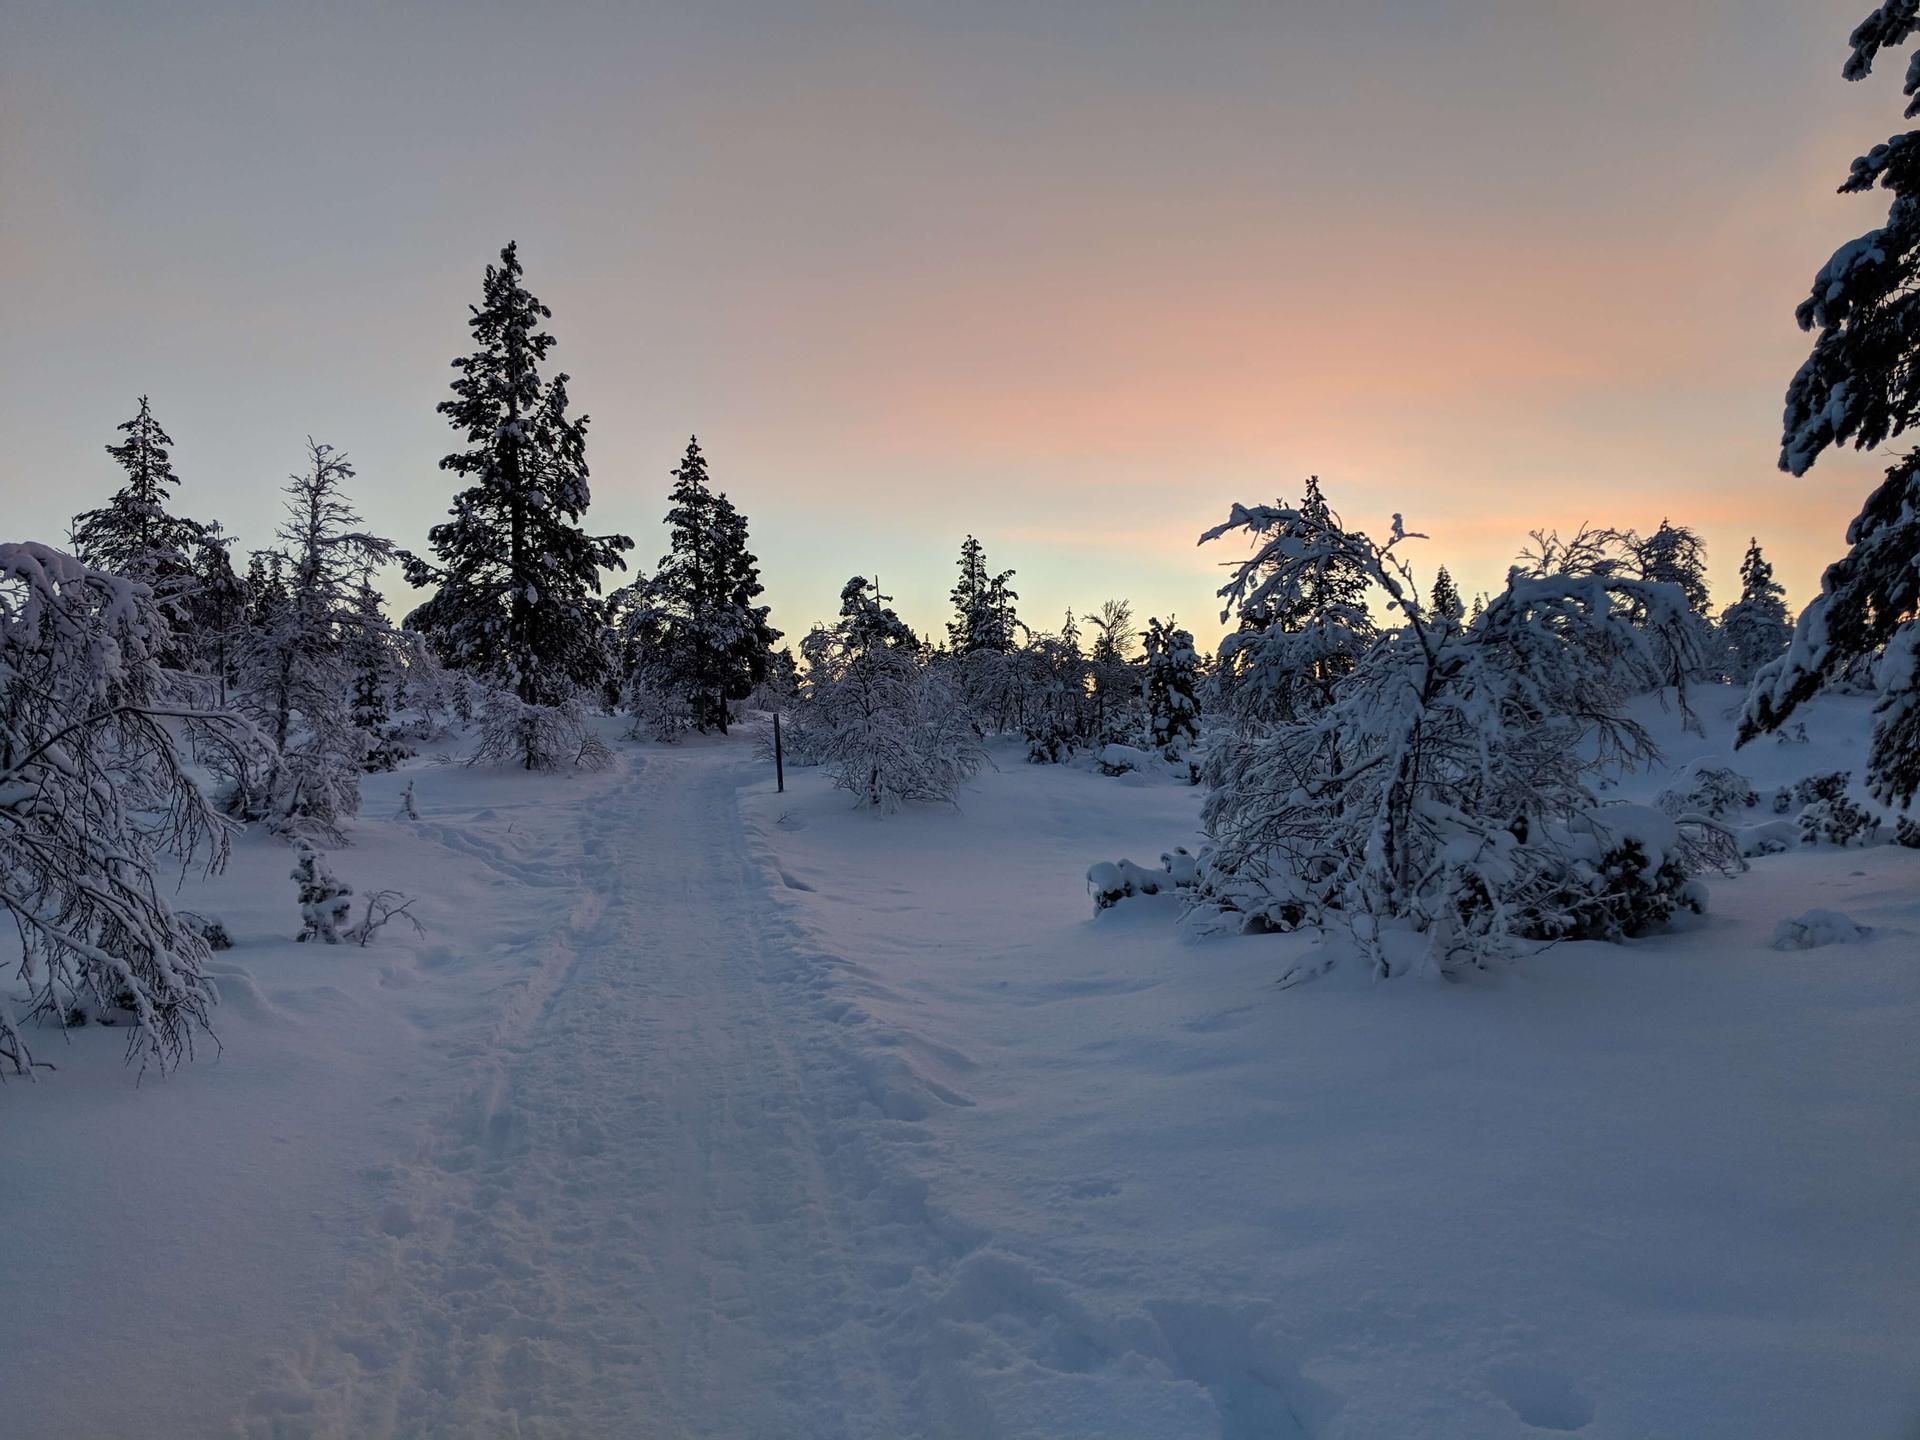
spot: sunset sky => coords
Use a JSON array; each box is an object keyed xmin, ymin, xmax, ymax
[{"xmin": 1, "ymin": 0, "xmax": 1904, "ymax": 644}]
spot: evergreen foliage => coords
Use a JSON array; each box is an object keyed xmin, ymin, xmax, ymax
[
  {"xmin": 1720, "ymin": 539, "xmax": 1792, "ymax": 682},
  {"xmin": 1744, "ymin": 6, "xmax": 1920, "ymax": 804},
  {"xmin": 800, "ymin": 575, "xmax": 982, "ymax": 809},
  {"xmin": 1140, "ymin": 617, "xmax": 1200, "ymax": 760},
  {"xmin": 403, "ymin": 242, "xmax": 633, "ymax": 729},
  {"xmin": 1631, "ymin": 520, "xmax": 1712, "ymax": 617},
  {"xmin": 632, "ymin": 437, "xmax": 780, "ymax": 734},
  {"xmin": 1215, "ymin": 477, "xmax": 1375, "ymax": 725},
  {"xmin": 947, "ymin": 536, "xmax": 1022, "ymax": 654},
  {"xmin": 70, "ymin": 396, "xmax": 213, "ymax": 668}
]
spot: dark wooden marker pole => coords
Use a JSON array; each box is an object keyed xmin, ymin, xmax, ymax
[{"xmin": 773, "ymin": 710, "xmax": 786, "ymax": 793}]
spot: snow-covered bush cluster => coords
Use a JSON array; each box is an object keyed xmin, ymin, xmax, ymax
[
  {"xmin": 1180, "ymin": 495, "xmax": 1736, "ymax": 976},
  {"xmin": 1086, "ymin": 849, "xmax": 1198, "ymax": 910},
  {"xmin": 1656, "ymin": 764, "xmax": 1759, "ymax": 820},
  {"xmin": 1771, "ymin": 909, "xmax": 1872, "ymax": 951}
]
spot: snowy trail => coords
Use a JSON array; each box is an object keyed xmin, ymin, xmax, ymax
[{"xmin": 241, "ymin": 744, "xmax": 956, "ymax": 1438}]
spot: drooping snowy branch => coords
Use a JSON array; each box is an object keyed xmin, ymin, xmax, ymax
[{"xmin": 1, "ymin": 542, "xmax": 261, "ymax": 1076}]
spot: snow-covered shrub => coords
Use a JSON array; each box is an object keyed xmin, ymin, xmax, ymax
[
  {"xmin": 292, "ymin": 845, "xmax": 353, "ymax": 944},
  {"xmin": 1895, "ymin": 815, "xmax": 1920, "ymax": 849},
  {"xmin": 1656, "ymin": 764, "xmax": 1758, "ymax": 821},
  {"xmin": 1771, "ymin": 785, "xmax": 1795, "ymax": 815},
  {"xmin": 1191, "ymin": 503, "xmax": 1707, "ymax": 976},
  {"xmin": 0, "ymin": 543, "xmax": 258, "ymax": 1075},
  {"xmin": 1019, "ymin": 623, "xmax": 1092, "ymax": 763},
  {"xmin": 1550, "ymin": 812, "xmax": 1705, "ymax": 942},
  {"xmin": 1086, "ymin": 849, "xmax": 1199, "ymax": 911},
  {"xmin": 816, "ymin": 647, "xmax": 984, "ymax": 811},
  {"xmin": 395, "ymin": 779, "xmax": 420, "ymax": 822},
  {"xmin": 471, "ymin": 689, "xmax": 607, "ymax": 771},
  {"xmin": 1738, "ymin": 819, "xmax": 1801, "ymax": 856},
  {"xmin": 1784, "ymin": 770, "xmax": 1879, "ymax": 845},
  {"xmin": 797, "ymin": 578, "xmax": 985, "ymax": 811},
  {"xmin": 261, "ymin": 719, "xmax": 368, "ymax": 844},
  {"xmin": 1799, "ymin": 795, "xmax": 1880, "ymax": 847},
  {"xmin": 1771, "ymin": 909, "xmax": 1872, "ymax": 950},
  {"xmin": 176, "ymin": 911, "xmax": 234, "ymax": 952},
  {"xmin": 1095, "ymin": 742, "xmax": 1196, "ymax": 783},
  {"xmin": 1792, "ymin": 770, "xmax": 1852, "ymax": 806},
  {"xmin": 625, "ymin": 660, "xmax": 697, "ymax": 742}
]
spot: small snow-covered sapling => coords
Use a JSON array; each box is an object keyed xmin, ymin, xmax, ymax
[{"xmin": 293, "ymin": 844, "xmax": 354, "ymax": 944}]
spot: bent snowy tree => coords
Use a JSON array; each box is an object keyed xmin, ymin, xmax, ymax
[
  {"xmin": 0, "ymin": 543, "xmax": 257, "ymax": 1076},
  {"xmin": 1194, "ymin": 501, "xmax": 1717, "ymax": 977},
  {"xmin": 1743, "ymin": 4, "xmax": 1920, "ymax": 805}
]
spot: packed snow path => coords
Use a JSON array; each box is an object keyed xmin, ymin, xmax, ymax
[{"xmin": 244, "ymin": 746, "xmax": 956, "ymax": 1438}]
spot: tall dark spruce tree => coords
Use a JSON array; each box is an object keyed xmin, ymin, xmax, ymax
[
  {"xmin": 1721, "ymin": 539, "xmax": 1792, "ymax": 683},
  {"xmin": 947, "ymin": 535, "xmax": 1021, "ymax": 653},
  {"xmin": 404, "ymin": 243, "xmax": 632, "ymax": 731},
  {"xmin": 640, "ymin": 437, "xmax": 779, "ymax": 733},
  {"xmin": 1632, "ymin": 519, "xmax": 1712, "ymax": 617},
  {"xmin": 1429, "ymin": 565, "xmax": 1465, "ymax": 624},
  {"xmin": 1741, "ymin": 4, "xmax": 1920, "ymax": 804},
  {"xmin": 70, "ymin": 396, "xmax": 210, "ymax": 666}
]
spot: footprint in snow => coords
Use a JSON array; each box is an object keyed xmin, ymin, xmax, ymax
[{"xmin": 1483, "ymin": 1364, "xmax": 1595, "ymax": 1432}]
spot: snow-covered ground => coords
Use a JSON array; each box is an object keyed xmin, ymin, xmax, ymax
[{"xmin": 3, "ymin": 691, "xmax": 1917, "ymax": 1438}]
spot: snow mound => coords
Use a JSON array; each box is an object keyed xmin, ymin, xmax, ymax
[{"xmin": 1771, "ymin": 909, "xmax": 1873, "ymax": 951}]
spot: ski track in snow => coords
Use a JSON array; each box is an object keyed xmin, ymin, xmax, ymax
[{"xmin": 239, "ymin": 746, "xmax": 990, "ymax": 1439}]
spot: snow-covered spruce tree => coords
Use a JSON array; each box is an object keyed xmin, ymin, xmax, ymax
[
  {"xmin": 1429, "ymin": 565, "xmax": 1465, "ymax": 624},
  {"xmin": 188, "ymin": 522, "xmax": 247, "ymax": 705},
  {"xmin": 948, "ymin": 535, "xmax": 1022, "ymax": 654},
  {"xmin": 1191, "ymin": 503, "xmax": 1715, "ymax": 977},
  {"xmin": 1720, "ymin": 539, "xmax": 1793, "ymax": 683},
  {"xmin": 0, "ymin": 543, "xmax": 258, "ymax": 1075},
  {"xmin": 346, "ymin": 578, "xmax": 412, "ymax": 771},
  {"xmin": 1140, "ymin": 616, "xmax": 1200, "ymax": 761},
  {"xmin": 632, "ymin": 438, "xmax": 780, "ymax": 734},
  {"xmin": 1215, "ymin": 478, "xmax": 1375, "ymax": 727},
  {"xmin": 945, "ymin": 536, "xmax": 1026, "ymax": 732},
  {"xmin": 1632, "ymin": 519, "xmax": 1717, "ymax": 678},
  {"xmin": 402, "ymin": 242, "xmax": 633, "ymax": 767},
  {"xmin": 804, "ymin": 576, "xmax": 983, "ymax": 810},
  {"xmin": 1740, "ymin": 6, "xmax": 1920, "ymax": 804},
  {"xmin": 1631, "ymin": 520, "xmax": 1712, "ymax": 618},
  {"xmin": 232, "ymin": 442, "xmax": 393, "ymax": 838},
  {"xmin": 292, "ymin": 844, "xmax": 352, "ymax": 944},
  {"xmin": 69, "ymin": 396, "xmax": 211, "ymax": 667}
]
